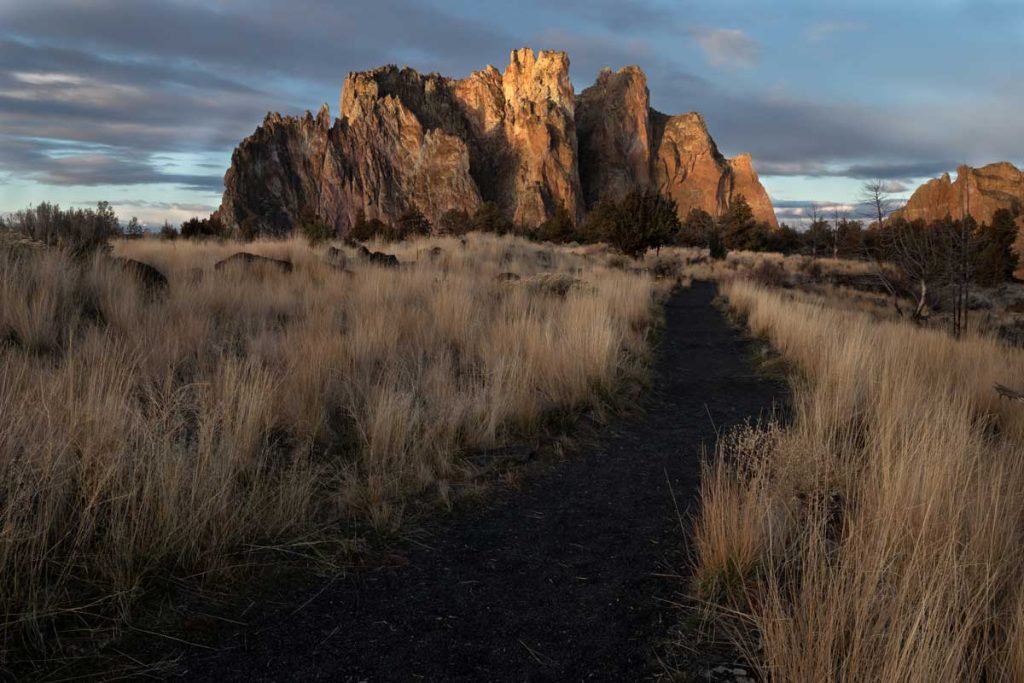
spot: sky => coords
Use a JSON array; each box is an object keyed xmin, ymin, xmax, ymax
[{"xmin": 1, "ymin": 0, "xmax": 1023, "ymax": 226}]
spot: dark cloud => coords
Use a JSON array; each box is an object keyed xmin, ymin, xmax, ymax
[
  {"xmin": 520, "ymin": 0, "xmax": 684, "ymax": 32},
  {"xmin": 757, "ymin": 160, "xmax": 956, "ymax": 181},
  {"xmin": 0, "ymin": 0, "xmax": 514, "ymax": 192},
  {"xmin": 2, "ymin": 0, "xmax": 512, "ymax": 84}
]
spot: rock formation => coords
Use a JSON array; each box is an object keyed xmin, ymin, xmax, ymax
[
  {"xmin": 891, "ymin": 162, "xmax": 1024, "ymax": 276},
  {"xmin": 892, "ymin": 162, "xmax": 1024, "ymax": 227},
  {"xmin": 575, "ymin": 65, "xmax": 776, "ymax": 227},
  {"xmin": 216, "ymin": 49, "xmax": 777, "ymax": 236}
]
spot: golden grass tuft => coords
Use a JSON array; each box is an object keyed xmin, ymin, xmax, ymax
[
  {"xmin": 0, "ymin": 233, "xmax": 656, "ymax": 653},
  {"xmin": 693, "ymin": 278, "xmax": 1024, "ymax": 681}
]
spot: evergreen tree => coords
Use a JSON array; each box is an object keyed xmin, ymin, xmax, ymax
[
  {"xmin": 720, "ymin": 195, "xmax": 765, "ymax": 251},
  {"xmin": 974, "ymin": 209, "xmax": 1019, "ymax": 286},
  {"xmin": 603, "ymin": 189, "xmax": 680, "ymax": 258},
  {"xmin": 803, "ymin": 218, "xmax": 832, "ymax": 257},
  {"xmin": 765, "ymin": 223, "xmax": 801, "ymax": 254},
  {"xmin": 679, "ymin": 208, "xmax": 715, "ymax": 248},
  {"xmin": 835, "ymin": 219, "xmax": 864, "ymax": 257}
]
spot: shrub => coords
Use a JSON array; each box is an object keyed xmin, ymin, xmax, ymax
[
  {"xmin": 300, "ymin": 217, "xmax": 335, "ymax": 246},
  {"xmin": 125, "ymin": 217, "xmax": 144, "ymax": 239},
  {"xmin": 180, "ymin": 215, "xmax": 225, "ymax": 239},
  {"xmin": 1, "ymin": 201, "xmax": 122, "ymax": 256},
  {"xmin": 159, "ymin": 221, "xmax": 179, "ymax": 240},
  {"xmin": 749, "ymin": 260, "xmax": 787, "ymax": 288},
  {"xmin": 470, "ymin": 202, "xmax": 513, "ymax": 235},
  {"xmin": 349, "ymin": 209, "xmax": 393, "ymax": 242},
  {"xmin": 535, "ymin": 203, "xmax": 576, "ymax": 244},
  {"xmin": 395, "ymin": 207, "xmax": 432, "ymax": 239},
  {"xmin": 437, "ymin": 208, "xmax": 470, "ymax": 236}
]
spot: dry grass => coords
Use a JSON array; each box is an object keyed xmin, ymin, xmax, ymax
[
  {"xmin": 0, "ymin": 233, "xmax": 656, "ymax": 656},
  {"xmin": 693, "ymin": 278, "xmax": 1024, "ymax": 681}
]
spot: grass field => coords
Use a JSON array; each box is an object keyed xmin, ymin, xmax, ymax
[
  {"xmin": 0, "ymin": 233, "xmax": 657, "ymax": 656},
  {"xmin": 692, "ymin": 274, "xmax": 1024, "ymax": 681}
]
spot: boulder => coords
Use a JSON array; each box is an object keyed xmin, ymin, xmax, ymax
[
  {"xmin": 325, "ymin": 246, "xmax": 347, "ymax": 269},
  {"xmin": 113, "ymin": 257, "xmax": 169, "ymax": 294},
  {"xmin": 368, "ymin": 251, "xmax": 399, "ymax": 267},
  {"xmin": 214, "ymin": 252, "xmax": 293, "ymax": 273}
]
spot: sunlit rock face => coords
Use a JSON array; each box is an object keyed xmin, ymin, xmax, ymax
[
  {"xmin": 894, "ymin": 162, "xmax": 1024, "ymax": 227},
  {"xmin": 217, "ymin": 49, "xmax": 777, "ymax": 236},
  {"xmin": 892, "ymin": 162, "xmax": 1024, "ymax": 276}
]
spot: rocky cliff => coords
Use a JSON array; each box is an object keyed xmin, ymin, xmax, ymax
[
  {"xmin": 891, "ymin": 162, "xmax": 1024, "ymax": 276},
  {"xmin": 216, "ymin": 49, "xmax": 777, "ymax": 236},
  {"xmin": 892, "ymin": 162, "xmax": 1024, "ymax": 227}
]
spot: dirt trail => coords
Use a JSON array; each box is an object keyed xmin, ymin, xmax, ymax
[{"xmin": 181, "ymin": 282, "xmax": 782, "ymax": 681}]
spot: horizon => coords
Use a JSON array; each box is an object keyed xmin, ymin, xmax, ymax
[{"xmin": 1, "ymin": 0, "xmax": 1022, "ymax": 227}]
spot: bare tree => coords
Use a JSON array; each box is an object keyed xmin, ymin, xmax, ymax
[
  {"xmin": 831, "ymin": 205, "xmax": 849, "ymax": 259},
  {"xmin": 889, "ymin": 219, "xmax": 947, "ymax": 323},
  {"xmin": 860, "ymin": 179, "xmax": 894, "ymax": 230},
  {"xmin": 805, "ymin": 203, "xmax": 831, "ymax": 258},
  {"xmin": 946, "ymin": 170, "xmax": 977, "ymax": 338}
]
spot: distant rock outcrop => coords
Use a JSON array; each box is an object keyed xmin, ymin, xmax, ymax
[
  {"xmin": 892, "ymin": 162, "xmax": 1024, "ymax": 227},
  {"xmin": 216, "ymin": 49, "xmax": 777, "ymax": 236},
  {"xmin": 892, "ymin": 162, "xmax": 1024, "ymax": 276}
]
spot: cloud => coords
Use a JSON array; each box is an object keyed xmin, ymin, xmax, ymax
[
  {"xmin": 0, "ymin": 0, "xmax": 515, "ymax": 202},
  {"xmin": 111, "ymin": 200, "xmax": 219, "ymax": 226},
  {"xmin": 1, "ymin": 0, "xmax": 1022, "ymax": 223},
  {"xmin": 773, "ymin": 200, "xmax": 864, "ymax": 225},
  {"xmin": 0, "ymin": 135, "xmax": 221, "ymax": 191},
  {"xmin": 693, "ymin": 29, "xmax": 759, "ymax": 68},
  {"xmin": 806, "ymin": 20, "xmax": 866, "ymax": 42},
  {"xmin": 521, "ymin": 0, "xmax": 680, "ymax": 32},
  {"xmin": 757, "ymin": 160, "xmax": 955, "ymax": 181}
]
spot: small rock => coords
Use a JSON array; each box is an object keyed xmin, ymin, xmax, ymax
[
  {"xmin": 113, "ymin": 257, "xmax": 168, "ymax": 295},
  {"xmin": 214, "ymin": 252, "xmax": 293, "ymax": 273},
  {"xmin": 368, "ymin": 251, "xmax": 399, "ymax": 267}
]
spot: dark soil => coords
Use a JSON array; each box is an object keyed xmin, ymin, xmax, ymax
[{"xmin": 175, "ymin": 282, "xmax": 783, "ymax": 681}]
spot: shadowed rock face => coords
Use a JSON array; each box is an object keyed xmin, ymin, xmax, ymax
[
  {"xmin": 576, "ymin": 66, "xmax": 652, "ymax": 208},
  {"xmin": 216, "ymin": 49, "xmax": 777, "ymax": 236}
]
